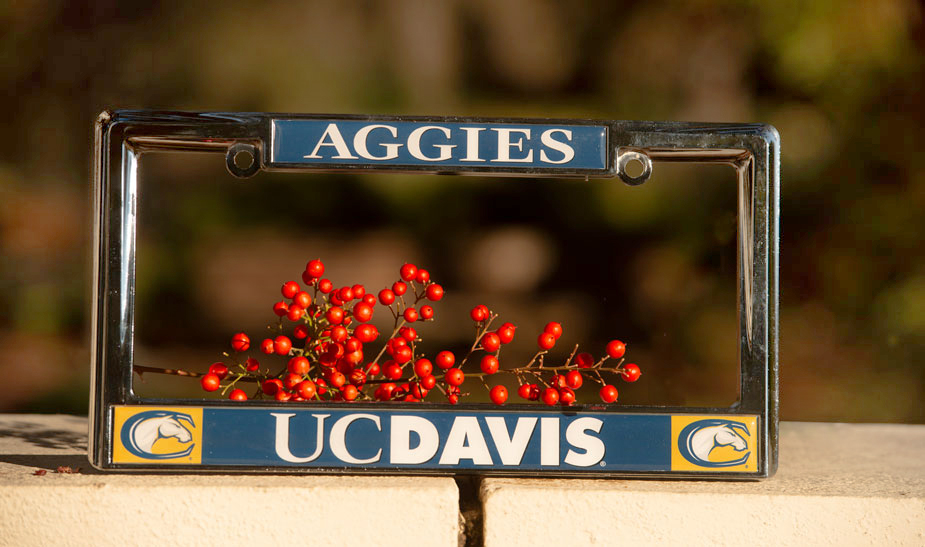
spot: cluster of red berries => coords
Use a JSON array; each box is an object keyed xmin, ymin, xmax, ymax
[{"xmin": 200, "ymin": 259, "xmax": 641, "ymax": 405}]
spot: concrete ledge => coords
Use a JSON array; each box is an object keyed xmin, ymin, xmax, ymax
[
  {"xmin": 481, "ymin": 422, "xmax": 925, "ymax": 546},
  {"xmin": 0, "ymin": 415, "xmax": 459, "ymax": 547}
]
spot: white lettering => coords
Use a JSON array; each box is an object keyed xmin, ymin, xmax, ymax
[
  {"xmin": 460, "ymin": 127, "xmax": 485, "ymax": 162},
  {"xmin": 539, "ymin": 129, "xmax": 575, "ymax": 164},
  {"xmin": 353, "ymin": 125, "xmax": 402, "ymax": 160},
  {"xmin": 485, "ymin": 417, "xmax": 536, "ymax": 466},
  {"xmin": 390, "ymin": 415, "xmax": 439, "ymax": 464},
  {"xmin": 304, "ymin": 123, "xmax": 357, "ymax": 159},
  {"xmin": 439, "ymin": 416, "xmax": 492, "ymax": 465},
  {"xmin": 564, "ymin": 418, "xmax": 605, "ymax": 467},
  {"xmin": 407, "ymin": 125, "xmax": 455, "ymax": 161},
  {"xmin": 271, "ymin": 413, "xmax": 329, "ymax": 463},
  {"xmin": 540, "ymin": 417, "xmax": 559, "ymax": 466},
  {"xmin": 330, "ymin": 414, "xmax": 382, "ymax": 464},
  {"xmin": 492, "ymin": 128, "xmax": 533, "ymax": 163}
]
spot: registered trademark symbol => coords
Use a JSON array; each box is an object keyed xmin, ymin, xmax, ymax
[{"xmin": 599, "ymin": 461, "xmax": 606, "ymax": 467}]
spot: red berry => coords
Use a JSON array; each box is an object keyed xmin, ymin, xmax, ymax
[
  {"xmin": 445, "ymin": 367, "xmax": 465, "ymax": 386},
  {"xmin": 352, "ymin": 302, "xmax": 373, "ymax": 322},
  {"xmin": 288, "ymin": 356, "xmax": 310, "ymax": 375},
  {"xmin": 200, "ymin": 373, "xmax": 221, "ymax": 392},
  {"xmin": 352, "ymin": 284, "xmax": 365, "ymax": 299},
  {"xmin": 420, "ymin": 374, "xmax": 437, "ymax": 389},
  {"xmin": 315, "ymin": 378, "xmax": 328, "ymax": 395},
  {"xmin": 480, "ymin": 355, "xmax": 499, "ymax": 375},
  {"xmin": 394, "ymin": 345, "xmax": 413, "ymax": 364},
  {"xmin": 345, "ymin": 337, "xmax": 362, "ymax": 353},
  {"xmin": 260, "ymin": 338, "xmax": 275, "ymax": 354},
  {"xmin": 537, "ymin": 332, "xmax": 556, "ymax": 350},
  {"xmin": 326, "ymin": 306, "xmax": 345, "ymax": 325},
  {"xmin": 293, "ymin": 325, "xmax": 309, "ymax": 339},
  {"xmin": 600, "ymin": 384, "xmax": 619, "ymax": 402},
  {"xmin": 245, "ymin": 357, "xmax": 260, "ymax": 371},
  {"xmin": 400, "ymin": 263, "xmax": 418, "ymax": 281},
  {"xmin": 338, "ymin": 286, "xmax": 354, "ymax": 302},
  {"xmin": 421, "ymin": 283, "xmax": 442, "ymax": 302},
  {"xmin": 349, "ymin": 369, "xmax": 367, "ymax": 387},
  {"xmin": 392, "ymin": 281, "xmax": 407, "ymax": 296},
  {"xmin": 403, "ymin": 307, "xmax": 419, "ymax": 323},
  {"xmin": 283, "ymin": 372, "xmax": 302, "ymax": 390},
  {"xmin": 481, "ymin": 332, "xmax": 501, "ymax": 353},
  {"xmin": 575, "ymin": 352, "xmax": 594, "ymax": 368},
  {"xmin": 490, "ymin": 385, "xmax": 508, "ymax": 405},
  {"xmin": 341, "ymin": 384, "xmax": 359, "ymax": 401},
  {"xmin": 273, "ymin": 301, "xmax": 289, "ymax": 316},
  {"xmin": 448, "ymin": 394, "xmax": 459, "ymax": 405},
  {"xmin": 497, "ymin": 323, "xmax": 516, "ymax": 344},
  {"xmin": 435, "ymin": 350, "xmax": 455, "ymax": 370},
  {"xmin": 414, "ymin": 358, "xmax": 433, "ymax": 377},
  {"xmin": 378, "ymin": 289, "xmax": 396, "ymax": 305},
  {"xmin": 566, "ymin": 370, "xmax": 583, "ymax": 389},
  {"xmin": 420, "ymin": 305, "xmax": 434, "ymax": 320},
  {"xmin": 229, "ymin": 389, "xmax": 247, "ymax": 401},
  {"xmin": 328, "ymin": 371, "xmax": 346, "ymax": 388},
  {"xmin": 621, "ymin": 363, "xmax": 641, "ymax": 382},
  {"xmin": 606, "ymin": 340, "xmax": 626, "ymax": 359},
  {"xmin": 544, "ymin": 322, "xmax": 563, "ymax": 340},
  {"xmin": 262, "ymin": 379, "xmax": 283, "ymax": 395},
  {"xmin": 282, "ymin": 281, "xmax": 300, "ymax": 299},
  {"xmin": 384, "ymin": 362, "xmax": 403, "ymax": 380},
  {"xmin": 274, "ymin": 335, "xmax": 292, "ymax": 355},
  {"xmin": 293, "ymin": 291, "xmax": 312, "ymax": 309},
  {"xmin": 355, "ymin": 324, "xmax": 379, "ymax": 343},
  {"xmin": 470, "ymin": 305, "xmax": 488, "ymax": 322},
  {"xmin": 231, "ymin": 332, "xmax": 250, "ymax": 352},
  {"xmin": 208, "ymin": 362, "xmax": 229, "ymax": 380},
  {"xmin": 301, "ymin": 270, "xmax": 316, "ymax": 285},
  {"xmin": 297, "ymin": 380, "xmax": 316, "ymax": 399},
  {"xmin": 275, "ymin": 390, "xmax": 292, "ymax": 402},
  {"xmin": 517, "ymin": 384, "xmax": 531, "ymax": 399},
  {"xmin": 559, "ymin": 387, "xmax": 576, "ymax": 405},
  {"xmin": 400, "ymin": 326, "xmax": 417, "ymax": 342},
  {"xmin": 306, "ymin": 259, "xmax": 325, "ymax": 278},
  {"xmin": 330, "ymin": 325, "xmax": 348, "ymax": 343},
  {"xmin": 318, "ymin": 279, "xmax": 333, "ymax": 293},
  {"xmin": 415, "ymin": 269, "xmax": 430, "ymax": 284},
  {"xmin": 550, "ymin": 374, "xmax": 567, "ymax": 389},
  {"xmin": 411, "ymin": 382, "xmax": 428, "ymax": 399},
  {"xmin": 542, "ymin": 387, "xmax": 560, "ymax": 406},
  {"xmin": 287, "ymin": 304, "xmax": 304, "ymax": 321},
  {"xmin": 363, "ymin": 294, "xmax": 377, "ymax": 307}
]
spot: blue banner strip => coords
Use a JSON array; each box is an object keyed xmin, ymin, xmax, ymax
[
  {"xmin": 201, "ymin": 408, "xmax": 670, "ymax": 471},
  {"xmin": 270, "ymin": 119, "xmax": 608, "ymax": 171}
]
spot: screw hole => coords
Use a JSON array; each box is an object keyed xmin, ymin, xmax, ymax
[
  {"xmin": 617, "ymin": 150, "xmax": 652, "ymax": 186},
  {"xmin": 624, "ymin": 158, "xmax": 645, "ymax": 179},
  {"xmin": 226, "ymin": 143, "xmax": 260, "ymax": 178},
  {"xmin": 233, "ymin": 150, "xmax": 254, "ymax": 170}
]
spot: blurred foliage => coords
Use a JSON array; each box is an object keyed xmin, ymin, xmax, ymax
[{"xmin": 0, "ymin": 0, "xmax": 922, "ymax": 421}]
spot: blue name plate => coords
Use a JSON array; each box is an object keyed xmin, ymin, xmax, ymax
[
  {"xmin": 112, "ymin": 406, "xmax": 760, "ymax": 474},
  {"xmin": 269, "ymin": 119, "xmax": 609, "ymax": 173}
]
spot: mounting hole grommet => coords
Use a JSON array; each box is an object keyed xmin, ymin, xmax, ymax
[
  {"xmin": 226, "ymin": 143, "xmax": 260, "ymax": 178},
  {"xmin": 617, "ymin": 150, "xmax": 652, "ymax": 186}
]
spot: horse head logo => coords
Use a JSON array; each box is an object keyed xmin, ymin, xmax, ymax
[
  {"xmin": 120, "ymin": 410, "xmax": 196, "ymax": 459},
  {"xmin": 678, "ymin": 419, "xmax": 750, "ymax": 468}
]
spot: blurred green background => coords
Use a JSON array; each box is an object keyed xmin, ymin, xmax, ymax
[{"xmin": 1, "ymin": 0, "xmax": 922, "ymax": 421}]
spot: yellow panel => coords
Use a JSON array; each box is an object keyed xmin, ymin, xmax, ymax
[{"xmin": 112, "ymin": 406, "xmax": 202, "ymax": 464}]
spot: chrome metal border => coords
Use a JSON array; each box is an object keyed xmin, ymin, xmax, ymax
[{"xmin": 89, "ymin": 110, "xmax": 779, "ymax": 478}]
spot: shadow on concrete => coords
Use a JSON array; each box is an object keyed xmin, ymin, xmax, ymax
[
  {"xmin": 0, "ymin": 421, "xmax": 87, "ymax": 450},
  {"xmin": 0, "ymin": 454, "xmax": 101, "ymax": 474}
]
